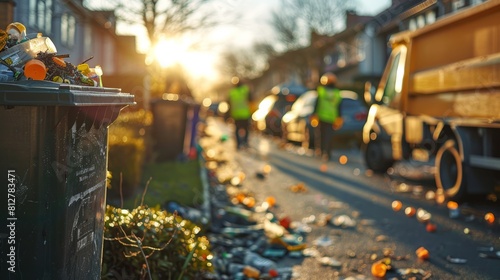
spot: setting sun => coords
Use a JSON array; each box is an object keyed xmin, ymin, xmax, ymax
[
  {"xmin": 153, "ymin": 39, "xmax": 185, "ymax": 68},
  {"xmin": 151, "ymin": 38, "xmax": 217, "ymax": 81}
]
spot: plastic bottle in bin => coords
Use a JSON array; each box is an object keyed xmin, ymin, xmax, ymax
[{"xmin": 0, "ymin": 33, "xmax": 57, "ymax": 68}]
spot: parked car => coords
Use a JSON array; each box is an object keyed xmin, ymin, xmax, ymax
[
  {"xmin": 252, "ymin": 83, "xmax": 308, "ymax": 136},
  {"xmin": 281, "ymin": 90, "xmax": 368, "ymax": 149}
]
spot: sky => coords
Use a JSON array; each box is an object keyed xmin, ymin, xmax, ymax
[
  {"xmin": 358, "ymin": 0, "xmax": 392, "ymax": 15},
  {"xmin": 203, "ymin": 0, "xmax": 391, "ymax": 48},
  {"xmin": 110, "ymin": 0, "xmax": 392, "ymax": 95},
  {"xmin": 114, "ymin": 0, "xmax": 392, "ymax": 53}
]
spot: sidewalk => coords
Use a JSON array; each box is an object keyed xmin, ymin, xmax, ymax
[
  {"xmin": 197, "ymin": 118, "xmax": 302, "ymax": 279},
  {"xmin": 197, "ymin": 117, "xmax": 500, "ymax": 280},
  {"xmin": 197, "ymin": 117, "xmax": 375, "ymax": 279}
]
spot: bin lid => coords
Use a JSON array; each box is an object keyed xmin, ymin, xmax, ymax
[{"xmin": 0, "ymin": 80, "xmax": 135, "ymax": 106}]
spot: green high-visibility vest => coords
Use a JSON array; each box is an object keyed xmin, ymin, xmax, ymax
[
  {"xmin": 316, "ymin": 86, "xmax": 341, "ymax": 123},
  {"xmin": 229, "ymin": 85, "xmax": 251, "ymax": 120}
]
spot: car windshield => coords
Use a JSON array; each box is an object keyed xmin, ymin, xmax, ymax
[
  {"xmin": 294, "ymin": 91, "xmax": 317, "ymax": 116},
  {"xmin": 258, "ymin": 95, "xmax": 277, "ymax": 112}
]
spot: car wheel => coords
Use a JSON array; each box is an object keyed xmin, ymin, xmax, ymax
[
  {"xmin": 281, "ymin": 123, "xmax": 289, "ymax": 143},
  {"xmin": 364, "ymin": 139, "xmax": 393, "ymax": 173},
  {"xmin": 435, "ymin": 139, "xmax": 467, "ymax": 200},
  {"xmin": 301, "ymin": 126, "xmax": 313, "ymax": 150}
]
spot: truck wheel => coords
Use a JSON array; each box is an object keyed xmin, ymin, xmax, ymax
[
  {"xmin": 435, "ymin": 139, "xmax": 466, "ymax": 200},
  {"xmin": 364, "ymin": 139, "xmax": 393, "ymax": 173}
]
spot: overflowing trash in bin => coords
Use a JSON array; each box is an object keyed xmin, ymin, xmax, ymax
[
  {"xmin": 0, "ymin": 22, "xmax": 102, "ymax": 86},
  {"xmin": 0, "ymin": 22, "xmax": 134, "ymax": 279}
]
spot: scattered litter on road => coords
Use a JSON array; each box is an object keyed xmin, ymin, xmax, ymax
[
  {"xmin": 405, "ymin": 206, "xmax": 416, "ymax": 217},
  {"xmin": 447, "ymin": 201, "xmax": 460, "ymax": 218},
  {"xmin": 425, "ymin": 190, "xmax": 436, "ymax": 200},
  {"xmin": 392, "ymin": 200, "xmax": 403, "ymax": 211},
  {"xmin": 346, "ymin": 249, "xmax": 357, "ymax": 258},
  {"xmin": 375, "ymin": 235, "xmax": 389, "ymax": 242},
  {"xmin": 477, "ymin": 246, "xmax": 496, "ymax": 252},
  {"xmin": 397, "ymin": 268, "xmax": 432, "ymax": 279},
  {"xmin": 478, "ymin": 250, "xmax": 500, "ymax": 259},
  {"xmin": 426, "ymin": 222, "xmax": 437, "ymax": 233},
  {"xmin": 302, "ymin": 247, "xmax": 321, "ymax": 258},
  {"xmin": 331, "ymin": 214, "xmax": 357, "ymax": 228},
  {"xmin": 416, "ymin": 247, "xmax": 430, "ymax": 260},
  {"xmin": 416, "ymin": 208, "xmax": 432, "ymax": 223},
  {"xmin": 371, "ymin": 261, "xmax": 388, "ymax": 278},
  {"xmin": 313, "ymin": 235, "xmax": 334, "ymax": 247},
  {"xmin": 289, "ymin": 182, "xmax": 308, "ymax": 193},
  {"xmin": 344, "ymin": 274, "xmax": 369, "ymax": 280},
  {"xmin": 485, "ymin": 212, "xmax": 496, "ymax": 225},
  {"xmin": 319, "ymin": 256, "xmax": 342, "ymax": 267},
  {"xmin": 446, "ymin": 255, "xmax": 467, "ymax": 264},
  {"xmin": 195, "ymin": 118, "xmax": 500, "ymax": 279}
]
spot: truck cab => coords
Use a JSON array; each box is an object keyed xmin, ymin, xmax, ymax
[{"xmin": 363, "ymin": 0, "xmax": 500, "ymax": 200}]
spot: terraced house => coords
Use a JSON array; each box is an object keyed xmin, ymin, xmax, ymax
[
  {"xmin": 251, "ymin": 0, "xmax": 488, "ymax": 99},
  {"xmin": 1, "ymin": 0, "xmax": 146, "ymax": 106}
]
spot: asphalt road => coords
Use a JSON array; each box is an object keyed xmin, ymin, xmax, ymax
[{"xmin": 204, "ymin": 117, "xmax": 500, "ymax": 280}]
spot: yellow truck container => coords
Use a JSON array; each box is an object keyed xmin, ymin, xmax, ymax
[{"xmin": 363, "ymin": 0, "xmax": 500, "ymax": 200}]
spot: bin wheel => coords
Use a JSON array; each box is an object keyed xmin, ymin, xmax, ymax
[
  {"xmin": 364, "ymin": 139, "xmax": 393, "ymax": 173},
  {"xmin": 435, "ymin": 139, "xmax": 466, "ymax": 200}
]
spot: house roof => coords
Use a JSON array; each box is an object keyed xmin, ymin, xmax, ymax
[{"xmin": 369, "ymin": 0, "xmax": 433, "ymax": 34}]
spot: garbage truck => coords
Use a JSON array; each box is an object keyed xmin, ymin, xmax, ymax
[{"xmin": 362, "ymin": 0, "xmax": 500, "ymax": 200}]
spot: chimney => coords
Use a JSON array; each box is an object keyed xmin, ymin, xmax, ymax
[
  {"xmin": 0, "ymin": 0, "xmax": 16, "ymax": 31},
  {"xmin": 345, "ymin": 10, "xmax": 373, "ymax": 29},
  {"xmin": 345, "ymin": 10, "xmax": 358, "ymax": 29}
]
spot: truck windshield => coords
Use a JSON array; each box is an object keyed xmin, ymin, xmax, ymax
[
  {"xmin": 379, "ymin": 46, "xmax": 406, "ymax": 108},
  {"xmin": 383, "ymin": 52, "xmax": 400, "ymax": 104}
]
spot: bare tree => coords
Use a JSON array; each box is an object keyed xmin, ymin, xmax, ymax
[
  {"xmin": 271, "ymin": 0, "xmax": 355, "ymax": 51},
  {"xmin": 89, "ymin": 0, "xmax": 220, "ymax": 47},
  {"xmin": 263, "ymin": 0, "xmax": 356, "ymax": 85},
  {"xmin": 218, "ymin": 42, "xmax": 276, "ymax": 80}
]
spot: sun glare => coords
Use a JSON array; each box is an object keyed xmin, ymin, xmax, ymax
[
  {"xmin": 154, "ymin": 39, "xmax": 185, "ymax": 68},
  {"xmin": 152, "ymin": 38, "xmax": 217, "ymax": 82}
]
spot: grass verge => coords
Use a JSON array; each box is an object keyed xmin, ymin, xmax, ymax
[{"xmin": 120, "ymin": 159, "xmax": 204, "ymax": 210}]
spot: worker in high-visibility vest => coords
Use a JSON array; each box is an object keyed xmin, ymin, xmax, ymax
[
  {"xmin": 312, "ymin": 72, "xmax": 343, "ymax": 160},
  {"xmin": 228, "ymin": 76, "xmax": 252, "ymax": 150}
]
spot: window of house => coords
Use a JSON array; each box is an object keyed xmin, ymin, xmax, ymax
[
  {"xmin": 471, "ymin": 0, "xmax": 484, "ymax": 5},
  {"xmin": 45, "ymin": 0, "xmax": 52, "ymax": 34},
  {"xmin": 61, "ymin": 13, "xmax": 76, "ymax": 48},
  {"xmin": 323, "ymin": 55, "xmax": 332, "ymax": 66},
  {"xmin": 84, "ymin": 25, "xmax": 93, "ymax": 59},
  {"xmin": 409, "ymin": 19, "xmax": 417, "ymax": 31},
  {"xmin": 29, "ymin": 0, "xmax": 36, "ymax": 27},
  {"xmin": 355, "ymin": 37, "xmax": 366, "ymax": 62},
  {"xmin": 452, "ymin": 0, "xmax": 466, "ymax": 11},
  {"xmin": 29, "ymin": 0, "xmax": 52, "ymax": 34},
  {"xmin": 426, "ymin": 11, "xmax": 436, "ymax": 25},
  {"xmin": 336, "ymin": 45, "xmax": 346, "ymax": 68},
  {"xmin": 417, "ymin": 15, "xmax": 426, "ymax": 28}
]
